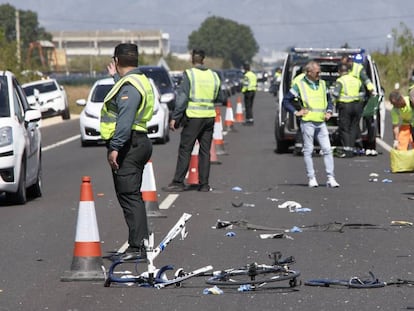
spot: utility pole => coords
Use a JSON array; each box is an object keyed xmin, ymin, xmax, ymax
[{"xmin": 15, "ymin": 9, "xmax": 21, "ymax": 67}]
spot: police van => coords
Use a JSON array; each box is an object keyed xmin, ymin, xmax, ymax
[{"xmin": 274, "ymin": 48, "xmax": 385, "ymax": 153}]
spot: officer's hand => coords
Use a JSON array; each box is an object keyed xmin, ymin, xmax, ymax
[
  {"xmin": 108, "ymin": 150, "xmax": 119, "ymax": 170},
  {"xmin": 169, "ymin": 119, "xmax": 176, "ymax": 131},
  {"xmin": 325, "ymin": 111, "xmax": 332, "ymax": 121},
  {"xmin": 393, "ymin": 140, "xmax": 399, "ymax": 149},
  {"xmin": 107, "ymin": 62, "xmax": 116, "ymax": 77}
]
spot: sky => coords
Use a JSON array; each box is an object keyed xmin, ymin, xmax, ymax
[{"xmin": 6, "ymin": 0, "xmax": 414, "ymax": 56}]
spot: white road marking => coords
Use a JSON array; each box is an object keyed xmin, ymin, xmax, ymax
[
  {"xmin": 376, "ymin": 137, "xmax": 392, "ymax": 153},
  {"xmin": 43, "ymin": 135, "xmax": 81, "ymax": 151},
  {"xmin": 159, "ymin": 194, "xmax": 179, "ymax": 210}
]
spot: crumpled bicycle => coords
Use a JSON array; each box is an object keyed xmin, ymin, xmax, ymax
[
  {"xmin": 104, "ymin": 213, "xmax": 212, "ymax": 288},
  {"xmin": 205, "ymin": 251, "xmax": 300, "ymax": 290}
]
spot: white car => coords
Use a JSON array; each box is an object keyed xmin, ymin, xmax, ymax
[
  {"xmin": 0, "ymin": 71, "xmax": 42, "ymax": 204},
  {"xmin": 23, "ymin": 78, "xmax": 71, "ymax": 120},
  {"xmin": 76, "ymin": 77, "xmax": 169, "ymax": 146}
]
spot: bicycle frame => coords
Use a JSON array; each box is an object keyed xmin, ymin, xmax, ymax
[{"xmin": 104, "ymin": 213, "xmax": 213, "ymax": 288}]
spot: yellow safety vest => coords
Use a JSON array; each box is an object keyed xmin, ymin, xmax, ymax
[
  {"xmin": 185, "ymin": 68, "xmax": 220, "ymax": 118},
  {"xmin": 100, "ymin": 74, "xmax": 154, "ymax": 140},
  {"xmin": 351, "ymin": 62, "xmax": 374, "ymax": 92},
  {"xmin": 242, "ymin": 71, "xmax": 257, "ymax": 92},
  {"xmin": 337, "ymin": 74, "xmax": 362, "ymax": 103},
  {"xmin": 297, "ymin": 79, "xmax": 328, "ymax": 122}
]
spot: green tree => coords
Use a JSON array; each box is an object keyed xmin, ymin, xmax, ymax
[
  {"xmin": 0, "ymin": 3, "xmax": 52, "ymax": 70},
  {"xmin": 0, "ymin": 29, "xmax": 18, "ymax": 71},
  {"xmin": 188, "ymin": 16, "xmax": 259, "ymax": 68}
]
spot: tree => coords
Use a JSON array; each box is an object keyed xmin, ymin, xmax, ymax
[
  {"xmin": 188, "ymin": 16, "xmax": 259, "ymax": 68},
  {"xmin": 0, "ymin": 4, "xmax": 52, "ymax": 71}
]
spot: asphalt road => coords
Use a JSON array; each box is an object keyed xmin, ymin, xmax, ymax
[{"xmin": 1, "ymin": 92, "xmax": 414, "ymax": 311}]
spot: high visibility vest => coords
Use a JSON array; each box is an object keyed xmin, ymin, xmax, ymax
[
  {"xmin": 336, "ymin": 74, "xmax": 362, "ymax": 103},
  {"xmin": 242, "ymin": 71, "xmax": 257, "ymax": 92},
  {"xmin": 391, "ymin": 96, "xmax": 414, "ymax": 126},
  {"xmin": 100, "ymin": 74, "xmax": 154, "ymax": 140},
  {"xmin": 351, "ymin": 62, "xmax": 374, "ymax": 92},
  {"xmin": 297, "ymin": 79, "xmax": 328, "ymax": 122},
  {"xmin": 185, "ymin": 68, "xmax": 220, "ymax": 118}
]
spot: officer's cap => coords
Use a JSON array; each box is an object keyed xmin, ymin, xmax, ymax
[{"xmin": 114, "ymin": 43, "xmax": 139, "ymax": 59}]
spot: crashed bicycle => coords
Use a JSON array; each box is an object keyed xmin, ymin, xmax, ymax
[{"xmin": 104, "ymin": 213, "xmax": 212, "ymax": 288}]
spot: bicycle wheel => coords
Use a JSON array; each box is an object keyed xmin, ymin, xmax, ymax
[{"xmin": 206, "ymin": 264, "xmax": 300, "ymax": 287}]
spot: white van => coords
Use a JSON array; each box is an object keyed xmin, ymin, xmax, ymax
[{"xmin": 274, "ymin": 48, "xmax": 385, "ymax": 154}]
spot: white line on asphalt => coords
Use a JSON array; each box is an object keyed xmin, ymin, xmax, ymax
[
  {"xmin": 376, "ymin": 137, "xmax": 392, "ymax": 153},
  {"xmin": 159, "ymin": 194, "xmax": 179, "ymax": 210},
  {"xmin": 43, "ymin": 135, "xmax": 81, "ymax": 151}
]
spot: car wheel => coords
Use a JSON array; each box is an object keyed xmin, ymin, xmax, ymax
[
  {"xmin": 6, "ymin": 162, "xmax": 27, "ymax": 205},
  {"xmin": 28, "ymin": 161, "xmax": 42, "ymax": 198},
  {"xmin": 81, "ymin": 139, "xmax": 90, "ymax": 147},
  {"xmin": 157, "ymin": 129, "xmax": 170, "ymax": 144},
  {"xmin": 62, "ymin": 104, "xmax": 71, "ymax": 120}
]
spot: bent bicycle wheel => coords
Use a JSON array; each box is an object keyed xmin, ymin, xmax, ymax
[{"xmin": 206, "ymin": 266, "xmax": 300, "ymax": 287}]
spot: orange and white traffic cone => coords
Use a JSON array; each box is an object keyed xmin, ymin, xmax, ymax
[
  {"xmin": 213, "ymin": 108, "xmax": 228, "ymax": 155},
  {"xmin": 210, "ymin": 140, "xmax": 222, "ymax": 165},
  {"xmin": 141, "ymin": 160, "xmax": 166, "ymax": 218},
  {"xmin": 186, "ymin": 141, "xmax": 200, "ymax": 186},
  {"xmin": 61, "ymin": 176, "xmax": 105, "ymax": 281},
  {"xmin": 224, "ymin": 99, "xmax": 235, "ymax": 132},
  {"xmin": 235, "ymin": 96, "xmax": 245, "ymax": 123}
]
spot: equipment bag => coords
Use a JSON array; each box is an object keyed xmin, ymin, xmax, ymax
[
  {"xmin": 362, "ymin": 95, "xmax": 381, "ymax": 117},
  {"xmin": 390, "ymin": 149, "xmax": 414, "ymax": 173}
]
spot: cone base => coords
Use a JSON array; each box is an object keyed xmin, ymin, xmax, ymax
[
  {"xmin": 145, "ymin": 201, "xmax": 167, "ymax": 218},
  {"xmin": 61, "ymin": 270, "xmax": 105, "ymax": 282},
  {"xmin": 61, "ymin": 256, "xmax": 105, "ymax": 281}
]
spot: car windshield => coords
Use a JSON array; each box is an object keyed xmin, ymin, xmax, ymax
[
  {"xmin": 140, "ymin": 69, "xmax": 171, "ymax": 88},
  {"xmin": 24, "ymin": 81, "xmax": 58, "ymax": 96},
  {"xmin": 0, "ymin": 77, "xmax": 10, "ymax": 117},
  {"xmin": 91, "ymin": 84, "xmax": 113, "ymax": 102}
]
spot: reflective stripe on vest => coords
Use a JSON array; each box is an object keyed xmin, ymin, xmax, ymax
[
  {"xmin": 297, "ymin": 79, "xmax": 327, "ymax": 122},
  {"xmin": 100, "ymin": 74, "xmax": 154, "ymax": 140},
  {"xmin": 337, "ymin": 74, "xmax": 362, "ymax": 103},
  {"xmin": 186, "ymin": 68, "xmax": 219, "ymax": 118}
]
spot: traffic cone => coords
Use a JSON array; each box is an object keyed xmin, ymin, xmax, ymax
[
  {"xmin": 141, "ymin": 160, "xmax": 166, "ymax": 218},
  {"xmin": 61, "ymin": 176, "xmax": 105, "ymax": 282},
  {"xmin": 235, "ymin": 96, "xmax": 245, "ymax": 123},
  {"xmin": 186, "ymin": 140, "xmax": 200, "ymax": 186},
  {"xmin": 213, "ymin": 108, "xmax": 228, "ymax": 155},
  {"xmin": 210, "ymin": 141, "xmax": 221, "ymax": 165},
  {"xmin": 224, "ymin": 99, "xmax": 235, "ymax": 132}
]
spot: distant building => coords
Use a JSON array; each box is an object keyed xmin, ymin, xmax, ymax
[{"xmin": 51, "ymin": 30, "xmax": 170, "ymax": 60}]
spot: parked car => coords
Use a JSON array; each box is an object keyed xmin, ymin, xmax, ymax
[
  {"xmin": 22, "ymin": 78, "xmax": 70, "ymax": 120},
  {"xmin": 213, "ymin": 69, "xmax": 232, "ymax": 105},
  {"xmin": 138, "ymin": 66, "xmax": 176, "ymax": 113},
  {"xmin": 274, "ymin": 47, "xmax": 385, "ymax": 153},
  {"xmin": 0, "ymin": 70, "xmax": 42, "ymax": 204},
  {"xmin": 224, "ymin": 69, "xmax": 243, "ymax": 93},
  {"xmin": 76, "ymin": 77, "xmax": 169, "ymax": 146}
]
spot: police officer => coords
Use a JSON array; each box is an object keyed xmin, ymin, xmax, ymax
[
  {"xmin": 241, "ymin": 63, "xmax": 257, "ymax": 125},
  {"xmin": 341, "ymin": 54, "xmax": 377, "ymax": 155},
  {"xmin": 282, "ymin": 61, "xmax": 340, "ymax": 188},
  {"xmin": 100, "ymin": 43, "xmax": 154, "ymax": 260},
  {"xmin": 163, "ymin": 49, "xmax": 221, "ymax": 192},
  {"xmin": 389, "ymin": 90, "xmax": 414, "ymax": 150},
  {"xmin": 332, "ymin": 64, "xmax": 364, "ymax": 158}
]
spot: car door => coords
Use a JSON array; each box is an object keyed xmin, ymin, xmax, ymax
[
  {"xmin": 13, "ymin": 78, "xmax": 40, "ymax": 181},
  {"xmin": 366, "ymin": 56, "xmax": 385, "ymax": 139}
]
